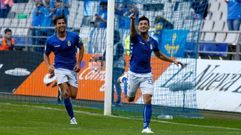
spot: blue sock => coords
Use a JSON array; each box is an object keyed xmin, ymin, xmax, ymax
[
  {"xmin": 64, "ymin": 98, "xmax": 74, "ymax": 119},
  {"xmin": 123, "ymin": 78, "xmax": 128, "ymax": 96},
  {"xmin": 143, "ymin": 104, "xmax": 152, "ymax": 129}
]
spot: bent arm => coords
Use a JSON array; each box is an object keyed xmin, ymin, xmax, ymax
[
  {"xmin": 77, "ymin": 46, "xmax": 84, "ymax": 65},
  {"xmin": 44, "ymin": 53, "xmax": 51, "ymax": 67},
  {"xmin": 154, "ymin": 51, "xmax": 184, "ymax": 67},
  {"xmin": 154, "ymin": 51, "xmax": 174, "ymax": 63}
]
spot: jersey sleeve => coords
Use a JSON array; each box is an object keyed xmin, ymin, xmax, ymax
[{"xmin": 152, "ymin": 39, "xmax": 160, "ymax": 52}]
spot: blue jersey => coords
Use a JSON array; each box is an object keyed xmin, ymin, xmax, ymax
[
  {"xmin": 130, "ymin": 34, "xmax": 159, "ymax": 73},
  {"xmin": 227, "ymin": 0, "xmax": 241, "ymax": 20},
  {"xmin": 45, "ymin": 31, "xmax": 83, "ymax": 70}
]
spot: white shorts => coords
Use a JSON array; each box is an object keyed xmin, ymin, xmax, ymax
[
  {"xmin": 127, "ymin": 71, "xmax": 154, "ymax": 97},
  {"xmin": 54, "ymin": 68, "xmax": 78, "ymax": 88}
]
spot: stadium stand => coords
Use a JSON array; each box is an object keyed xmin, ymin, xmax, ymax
[
  {"xmin": 0, "ymin": 0, "xmax": 239, "ymax": 57},
  {"xmin": 200, "ymin": 0, "xmax": 241, "ymax": 60}
]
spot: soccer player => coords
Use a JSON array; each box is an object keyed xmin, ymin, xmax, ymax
[
  {"xmin": 43, "ymin": 15, "xmax": 84, "ymax": 125},
  {"xmin": 128, "ymin": 14, "xmax": 183, "ymax": 133}
]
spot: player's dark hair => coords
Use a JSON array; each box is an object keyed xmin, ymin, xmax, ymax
[
  {"xmin": 4, "ymin": 28, "xmax": 12, "ymax": 34},
  {"xmin": 53, "ymin": 15, "xmax": 67, "ymax": 25},
  {"xmin": 138, "ymin": 16, "xmax": 149, "ymax": 25}
]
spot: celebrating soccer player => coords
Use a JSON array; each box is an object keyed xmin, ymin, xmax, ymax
[
  {"xmin": 128, "ymin": 13, "xmax": 183, "ymax": 133},
  {"xmin": 43, "ymin": 15, "xmax": 84, "ymax": 125}
]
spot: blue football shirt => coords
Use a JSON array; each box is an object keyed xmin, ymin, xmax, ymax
[
  {"xmin": 45, "ymin": 31, "xmax": 83, "ymax": 70},
  {"xmin": 227, "ymin": 0, "xmax": 241, "ymax": 20},
  {"xmin": 130, "ymin": 33, "xmax": 159, "ymax": 73}
]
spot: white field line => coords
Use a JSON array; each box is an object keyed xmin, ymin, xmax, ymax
[{"xmin": 0, "ymin": 102, "xmax": 241, "ymax": 132}]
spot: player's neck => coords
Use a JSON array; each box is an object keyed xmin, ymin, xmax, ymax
[
  {"xmin": 57, "ymin": 31, "xmax": 66, "ymax": 41},
  {"xmin": 140, "ymin": 33, "xmax": 149, "ymax": 41}
]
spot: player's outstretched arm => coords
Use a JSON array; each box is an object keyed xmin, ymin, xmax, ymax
[
  {"xmin": 43, "ymin": 53, "xmax": 54, "ymax": 75},
  {"xmin": 154, "ymin": 51, "xmax": 184, "ymax": 67}
]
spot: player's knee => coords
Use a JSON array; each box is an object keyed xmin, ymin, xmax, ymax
[
  {"xmin": 62, "ymin": 90, "xmax": 70, "ymax": 98},
  {"xmin": 143, "ymin": 94, "xmax": 152, "ymax": 104},
  {"xmin": 71, "ymin": 94, "xmax": 77, "ymax": 99},
  {"xmin": 144, "ymin": 99, "xmax": 152, "ymax": 104},
  {"xmin": 62, "ymin": 93, "xmax": 69, "ymax": 98}
]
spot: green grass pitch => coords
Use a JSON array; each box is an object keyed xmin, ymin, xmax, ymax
[{"xmin": 0, "ymin": 102, "xmax": 241, "ymax": 135}]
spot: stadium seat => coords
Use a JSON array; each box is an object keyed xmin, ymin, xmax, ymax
[
  {"xmin": 211, "ymin": 11, "xmax": 222, "ymax": 21},
  {"xmin": 174, "ymin": 20, "xmax": 183, "ymax": 29},
  {"xmin": 205, "ymin": 12, "xmax": 212, "ymax": 20},
  {"xmin": 73, "ymin": 17, "xmax": 83, "ymax": 29},
  {"xmin": 214, "ymin": 21, "xmax": 226, "ymax": 43},
  {"xmin": 223, "ymin": 21, "xmax": 229, "ymax": 31},
  {"xmin": 224, "ymin": 33, "xmax": 239, "ymax": 45},
  {"xmin": 11, "ymin": 3, "xmax": 26, "ymax": 13},
  {"xmin": 24, "ymin": 3, "xmax": 34, "ymax": 14},
  {"xmin": 2, "ymin": 19, "xmax": 12, "ymax": 28},
  {"xmin": 11, "ymin": 18, "xmax": 19, "ymax": 27},
  {"xmin": 177, "ymin": 2, "xmax": 191, "ymax": 11},
  {"xmin": 183, "ymin": 19, "xmax": 193, "ymax": 30},
  {"xmin": 0, "ymin": 19, "xmax": 4, "ymax": 26},
  {"xmin": 201, "ymin": 20, "xmax": 214, "ymax": 41},
  {"xmin": 163, "ymin": 3, "xmax": 174, "ymax": 11},
  {"xmin": 208, "ymin": 1, "xmax": 220, "ymax": 12},
  {"xmin": 215, "ymin": 32, "xmax": 227, "ymax": 44},
  {"xmin": 219, "ymin": 1, "xmax": 227, "ymax": 12},
  {"xmin": 0, "ymin": 28, "xmax": 5, "ymax": 35},
  {"xmin": 22, "ymin": 28, "xmax": 29, "ymax": 36},
  {"xmin": 19, "ymin": 19, "xmax": 27, "ymax": 27}
]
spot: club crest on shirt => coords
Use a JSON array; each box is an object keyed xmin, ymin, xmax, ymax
[{"xmin": 67, "ymin": 40, "xmax": 71, "ymax": 47}]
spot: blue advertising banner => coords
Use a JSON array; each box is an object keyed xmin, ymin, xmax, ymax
[{"xmin": 157, "ymin": 29, "xmax": 188, "ymax": 57}]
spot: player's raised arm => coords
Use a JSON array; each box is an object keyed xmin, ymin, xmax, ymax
[
  {"xmin": 153, "ymin": 51, "xmax": 184, "ymax": 67},
  {"xmin": 130, "ymin": 13, "xmax": 137, "ymax": 37}
]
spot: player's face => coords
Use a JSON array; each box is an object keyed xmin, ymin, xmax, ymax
[
  {"xmin": 5, "ymin": 32, "xmax": 12, "ymax": 39},
  {"xmin": 55, "ymin": 19, "xmax": 66, "ymax": 33},
  {"xmin": 138, "ymin": 20, "xmax": 150, "ymax": 33}
]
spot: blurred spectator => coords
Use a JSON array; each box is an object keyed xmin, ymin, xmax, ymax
[
  {"xmin": 115, "ymin": 3, "xmax": 139, "ymax": 29},
  {"xmin": 225, "ymin": 0, "xmax": 241, "ymax": 31},
  {"xmin": 191, "ymin": 0, "xmax": 208, "ymax": 19},
  {"xmin": 152, "ymin": 16, "xmax": 173, "ymax": 41},
  {"xmin": 50, "ymin": 0, "xmax": 55, "ymax": 9},
  {"xmin": 92, "ymin": 1, "xmax": 107, "ymax": 28},
  {"xmin": 31, "ymin": 0, "xmax": 45, "ymax": 52},
  {"xmin": 42, "ymin": 0, "xmax": 54, "ymax": 36},
  {"xmin": 52, "ymin": 0, "xmax": 70, "ymax": 22},
  {"xmin": 154, "ymin": 16, "xmax": 174, "ymax": 30},
  {"xmin": 82, "ymin": 0, "xmax": 94, "ymax": 26},
  {"xmin": 0, "ymin": 0, "xmax": 14, "ymax": 18},
  {"xmin": 0, "ymin": 28, "xmax": 14, "ymax": 50}
]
